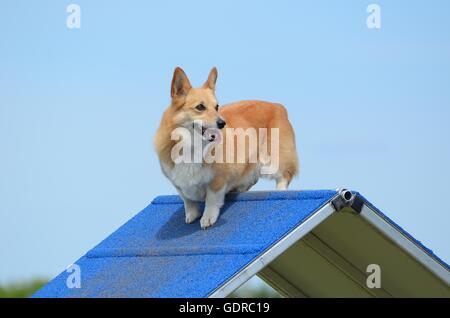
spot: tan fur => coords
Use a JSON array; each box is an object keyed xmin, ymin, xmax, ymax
[{"xmin": 154, "ymin": 67, "xmax": 299, "ymax": 228}]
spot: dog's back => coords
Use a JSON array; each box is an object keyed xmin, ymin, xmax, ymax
[{"xmin": 219, "ymin": 100, "xmax": 299, "ymax": 189}]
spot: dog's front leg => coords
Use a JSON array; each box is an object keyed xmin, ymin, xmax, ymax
[
  {"xmin": 200, "ymin": 184, "xmax": 226, "ymax": 229},
  {"xmin": 176, "ymin": 189, "xmax": 201, "ymax": 224}
]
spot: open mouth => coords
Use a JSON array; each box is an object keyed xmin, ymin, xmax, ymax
[
  {"xmin": 203, "ymin": 127, "xmax": 217, "ymax": 142},
  {"xmin": 194, "ymin": 123, "xmax": 219, "ymax": 142}
]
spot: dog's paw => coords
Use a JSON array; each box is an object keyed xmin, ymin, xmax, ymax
[
  {"xmin": 185, "ymin": 210, "xmax": 201, "ymax": 224},
  {"xmin": 200, "ymin": 213, "xmax": 219, "ymax": 229}
]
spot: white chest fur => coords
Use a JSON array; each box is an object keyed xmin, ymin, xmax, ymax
[{"xmin": 161, "ymin": 162, "xmax": 213, "ymax": 202}]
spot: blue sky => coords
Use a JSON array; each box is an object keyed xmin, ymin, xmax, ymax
[{"xmin": 1, "ymin": 1, "xmax": 449, "ymax": 283}]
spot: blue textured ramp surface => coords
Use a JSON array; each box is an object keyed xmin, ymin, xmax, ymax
[{"xmin": 33, "ymin": 190, "xmax": 336, "ymax": 298}]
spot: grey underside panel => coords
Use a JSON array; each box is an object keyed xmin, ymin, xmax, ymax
[{"xmin": 259, "ymin": 207, "xmax": 450, "ymax": 297}]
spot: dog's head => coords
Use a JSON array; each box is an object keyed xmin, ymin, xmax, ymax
[{"xmin": 168, "ymin": 67, "xmax": 226, "ymax": 142}]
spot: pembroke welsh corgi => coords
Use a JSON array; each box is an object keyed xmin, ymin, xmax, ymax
[{"xmin": 154, "ymin": 67, "xmax": 299, "ymax": 229}]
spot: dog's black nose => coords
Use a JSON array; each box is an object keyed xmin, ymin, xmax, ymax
[{"xmin": 216, "ymin": 118, "xmax": 226, "ymax": 129}]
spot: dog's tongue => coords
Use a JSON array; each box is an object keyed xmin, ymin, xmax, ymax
[
  {"xmin": 204, "ymin": 128, "xmax": 222, "ymax": 143},
  {"xmin": 204, "ymin": 129, "xmax": 213, "ymax": 140}
]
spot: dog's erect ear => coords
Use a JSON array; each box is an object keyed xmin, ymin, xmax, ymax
[
  {"xmin": 171, "ymin": 67, "xmax": 192, "ymax": 98},
  {"xmin": 203, "ymin": 67, "xmax": 218, "ymax": 90}
]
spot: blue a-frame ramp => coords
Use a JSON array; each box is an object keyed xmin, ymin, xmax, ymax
[{"xmin": 34, "ymin": 190, "xmax": 450, "ymax": 298}]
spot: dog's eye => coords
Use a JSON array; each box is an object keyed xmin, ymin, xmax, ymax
[
  {"xmin": 195, "ymin": 104, "xmax": 206, "ymax": 111},
  {"xmin": 215, "ymin": 104, "xmax": 219, "ymax": 111}
]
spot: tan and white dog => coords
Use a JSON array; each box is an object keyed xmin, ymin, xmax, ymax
[{"xmin": 154, "ymin": 67, "xmax": 299, "ymax": 229}]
